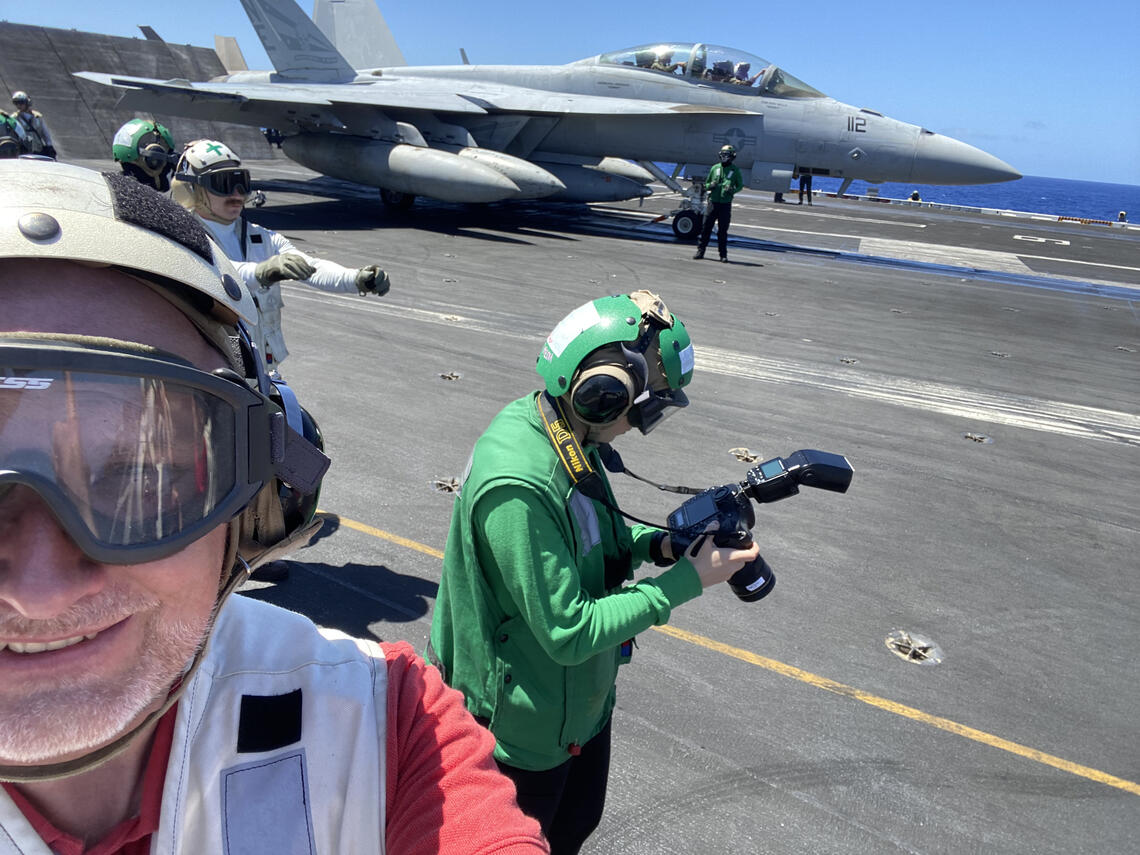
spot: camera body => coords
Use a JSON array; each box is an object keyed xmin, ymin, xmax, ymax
[{"xmin": 665, "ymin": 449, "xmax": 852, "ymax": 602}]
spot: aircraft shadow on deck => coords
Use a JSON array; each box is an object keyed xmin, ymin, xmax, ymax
[
  {"xmin": 252, "ymin": 179, "xmax": 813, "ymax": 259},
  {"xmin": 256, "ymin": 182, "xmax": 1098, "ymax": 293}
]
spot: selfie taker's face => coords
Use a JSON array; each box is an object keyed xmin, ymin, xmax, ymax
[{"xmin": 0, "ymin": 262, "xmax": 228, "ymax": 764}]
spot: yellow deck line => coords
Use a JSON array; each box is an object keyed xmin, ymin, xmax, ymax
[
  {"xmin": 328, "ymin": 512, "xmax": 1139, "ymax": 797},
  {"xmin": 653, "ymin": 624, "xmax": 1140, "ymax": 797}
]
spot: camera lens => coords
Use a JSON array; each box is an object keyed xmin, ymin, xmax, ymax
[{"xmin": 728, "ymin": 555, "xmax": 775, "ymax": 602}]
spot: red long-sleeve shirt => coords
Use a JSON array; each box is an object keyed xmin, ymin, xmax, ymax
[{"xmin": 4, "ymin": 642, "xmax": 548, "ymax": 855}]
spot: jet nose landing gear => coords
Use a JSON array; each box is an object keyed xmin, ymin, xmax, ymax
[{"xmin": 672, "ymin": 209, "xmax": 703, "ymax": 241}]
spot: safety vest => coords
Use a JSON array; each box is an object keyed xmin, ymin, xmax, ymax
[{"xmin": 0, "ymin": 596, "xmax": 388, "ymax": 854}]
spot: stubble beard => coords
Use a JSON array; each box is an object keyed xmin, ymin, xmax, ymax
[{"xmin": 0, "ymin": 590, "xmax": 213, "ymax": 765}]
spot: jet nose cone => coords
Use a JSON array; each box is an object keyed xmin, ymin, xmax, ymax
[{"xmin": 912, "ymin": 132, "xmax": 1021, "ymax": 185}]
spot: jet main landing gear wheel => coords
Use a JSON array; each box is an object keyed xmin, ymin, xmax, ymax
[{"xmin": 672, "ymin": 210, "xmax": 702, "ymax": 241}]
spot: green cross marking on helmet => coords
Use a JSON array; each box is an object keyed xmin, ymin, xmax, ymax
[{"xmin": 206, "ymin": 143, "xmax": 223, "ymax": 155}]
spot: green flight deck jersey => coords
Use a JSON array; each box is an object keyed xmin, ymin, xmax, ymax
[
  {"xmin": 429, "ymin": 393, "xmax": 703, "ymax": 771},
  {"xmin": 705, "ymin": 161, "xmax": 744, "ymax": 203}
]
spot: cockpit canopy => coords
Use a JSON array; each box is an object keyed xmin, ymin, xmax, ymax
[{"xmin": 596, "ymin": 43, "xmax": 825, "ymax": 98}]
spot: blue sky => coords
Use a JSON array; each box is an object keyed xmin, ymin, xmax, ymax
[{"xmin": 5, "ymin": 0, "xmax": 1138, "ymax": 184}]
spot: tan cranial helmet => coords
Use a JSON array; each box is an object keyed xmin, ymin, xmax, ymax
[{"xmin": 0, "ymin": 158, "xmax": 255, "ymax": 341}]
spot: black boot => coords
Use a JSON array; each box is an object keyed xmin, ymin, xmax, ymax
[
  {"xmin": 719, "ymin": 255, "xmax": 728, "ymax": 263},
  {"xmin": 692, "ymin": 249, "xmax": 705, "ymax": 259}
]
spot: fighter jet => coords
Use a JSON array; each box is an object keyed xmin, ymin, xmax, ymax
[{"xmin": 77, "ymin": 0, "xmax": 1019, "ymax": 237}]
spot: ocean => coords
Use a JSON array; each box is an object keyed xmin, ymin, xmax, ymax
[{"xmin": 804, "ymin": 174, "xmax": 1140, "ymax": 224}]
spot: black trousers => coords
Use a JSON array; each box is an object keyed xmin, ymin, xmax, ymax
[
  {"xmin": 698, "ymin": 201, "xmax": 733, "ymax": 257},
  {"xmin": 496, "ymin": 717, "xmax": 613, "ymax": 855},
  {"xmin": 798, "ymin": 173, "xmax": 813, "ymax": 202}
]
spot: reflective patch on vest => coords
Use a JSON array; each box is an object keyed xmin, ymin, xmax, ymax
[
  {"xmin": 221, "ymin": 750, "xmax": 316, "ymax": 855},
  {"xmin": 569, "ymin": 489, "xmax": 601, "ymax": 556}
]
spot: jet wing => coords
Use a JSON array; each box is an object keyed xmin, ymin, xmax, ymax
[
  {"xmin": 78, "ymin": 71, "xmax": 759, "ymax": 121},
  {"xmin": 453, "ymin": 83, "xmax": 761, "ymax": 117},
  {"xmin": 75, "ymin": 72, "xmax": 489, "ymax": 114}
]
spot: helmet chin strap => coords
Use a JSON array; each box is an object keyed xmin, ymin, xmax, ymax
[{"xmin": 0, "ymin": 547, "xmax": 251, "ymax": 784}]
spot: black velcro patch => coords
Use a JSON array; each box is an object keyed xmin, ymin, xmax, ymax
[
  {"xmin": 101, "ymin": 171, "xmax": 214, "ymax": 264},
  {"xmin": 237, "ymin": 689, "xmax": 303, "ymax": 753}
]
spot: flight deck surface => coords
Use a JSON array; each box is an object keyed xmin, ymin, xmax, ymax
[{"xmin": 139, "ymin": 159, "xmax": 1138, "ymax": 854}]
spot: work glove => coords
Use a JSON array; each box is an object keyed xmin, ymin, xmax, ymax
[
  {"xmin": 355, "ymin": 265, "xmax": 391, "ymax": 296},
  {"xmin": 254, "ymin": 253, "xmax": 316, "ymax": 285}
]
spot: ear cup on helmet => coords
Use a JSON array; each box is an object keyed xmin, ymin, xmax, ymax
[
  {"xmin": 571, "ymin": 367, "xmax": 636, "ymax": 424},
  {"xmin": 237, "ymin": 391, "xmax": 327, "ymax": 571},
  {"xmin": 569, "ymin": 343, "xmax": 654, "ymax": 425},
  {"xmin": 279, "ymin": 405, "xmax": 324, "ymax": 533}
]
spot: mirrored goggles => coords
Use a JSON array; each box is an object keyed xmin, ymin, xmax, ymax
[
  {"xmin": 628, "ymin": 386, "xmax": 689, "ymax": 434},
  {"xmin": 178, "ymin": 167, "xmax": 252, "ymax": 198},
  {"xmin": 0, "ymin": 340, "xmax": 289, "ymax": 564}
]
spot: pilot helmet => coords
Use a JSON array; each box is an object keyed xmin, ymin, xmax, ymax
[
  {"xmin": 719, "ymin": 144, "xmax": 737, "ymax": 162},
  {"xmin": 537, "ymin": 290, "xmax": 694, "ymax": 435},
  {"xmin": 112, "ymin": 118, "xmax": 176, "ymax": 179},
  {"xmin": 172, "ymin": 138, "xmax": 252, "ymax": 211},
  {"xmin": 11, "ymin": 91, "xmax": 30, "ymax": 111}
]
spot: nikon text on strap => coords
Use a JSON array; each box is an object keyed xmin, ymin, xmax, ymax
[{"xmin": 536, "ymin": 391, "xmax": 607, "ymax": 501}]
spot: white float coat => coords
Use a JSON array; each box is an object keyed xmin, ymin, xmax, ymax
[{"xmin": 201, "ymin": 217, "xmax": 359, "ymax": 366}]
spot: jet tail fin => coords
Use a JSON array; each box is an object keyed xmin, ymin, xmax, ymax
[
  {"xmin": 214, "ymin": 35, "xmax": 249, "ymax": 73},
  {"xmin": 238, "ymin": 0, "xmax": 357, "ymax": 81},
  {"xmin": 313, "ymin": 0, "xmax": 406, "ymax": 69}
]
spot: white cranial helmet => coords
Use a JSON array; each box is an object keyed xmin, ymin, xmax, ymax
[{"xmin": 179, "ymin": 138, "xmax": 242, "ymax": 173}]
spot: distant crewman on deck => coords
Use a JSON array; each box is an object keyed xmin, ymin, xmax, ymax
[
  {"xmin": 909, "ymin": 190, "xmax": 922, "ymax": 202},
  {"xmin": 797, "ymin": 169, "xmax": 813, "ymax": 205},
  {"xmin": 693, "ymin": 144, "xmax": 744, "ymax": 263},
  {"xmin": 9, "ymin": 91, "xmax": 55, "ymax": 158},
  {"xmin": 1119, "ymin": 211, "xmax": 1128, "ymax": 223}
]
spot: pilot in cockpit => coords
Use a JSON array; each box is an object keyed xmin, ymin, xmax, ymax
[
  {"xmin": 651, "ymin": 50, "xmax": 684, "ymax": 74},
  {"xmin": 732, "ymin": 62, "xmax": 765, "ymax": 86},
  {"xmin": 706, "ymin": 60, "xmax": 734, "ymax": 82}
]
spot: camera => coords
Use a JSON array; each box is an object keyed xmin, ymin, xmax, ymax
[{"xmin": 666, "ymin": 449, "xmax": 853, "ymax": 601}]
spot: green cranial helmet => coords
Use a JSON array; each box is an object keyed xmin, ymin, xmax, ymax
[
  {"xmin": 112, "ymin": 118, "xmax": 175, "ymax": 165},
  {"xmin": 538, "ymin": 290, "xmax": 694, "ymax": 394}
]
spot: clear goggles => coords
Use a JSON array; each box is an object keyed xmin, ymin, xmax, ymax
[
  {"xmin": 177, "ymin": 167, "xmax": 252, "ymax": 198},
  {"xmin": 0, "ymin": 339, "xmax": 291, "ymax": 564}
]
